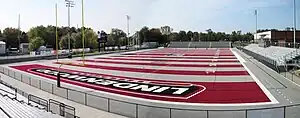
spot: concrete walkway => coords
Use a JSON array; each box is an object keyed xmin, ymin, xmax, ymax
[{"xmin": 0, "ymin": 73, "xmax": 128, "ymax": 118}]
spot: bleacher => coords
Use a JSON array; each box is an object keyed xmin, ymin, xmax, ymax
[
  {"xmin": 169, "ymin": 42, "xmax": 190, "ymax": 48},
  {"xmin": 0, "ymin": 78, "xmax": 63, "ymax": 118},
  {"xmin": 0, "ymin": 96, "xmax": 62, "ymax": 118},
  {"xmin": 169, "ymin": 41, "xmax": 231, "ymax": 48},
  {"xmin": 243, "ymin": 44, "xmax": 300, "ymax": 65}
]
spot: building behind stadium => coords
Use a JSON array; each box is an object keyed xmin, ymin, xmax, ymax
[{"xmin": 254, "ymin": 30, "xmax": 300, "ymax": 48}]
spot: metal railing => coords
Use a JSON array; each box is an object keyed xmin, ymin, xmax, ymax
[
  {"xmin": 49, "ymin": 99, "xmax": 78, "ymax": 118},
  {"xmin": 28, "ymin": 94, "xmax": 48, "ymax": 111},
  {"xmin": 0, "ymin": 78, "xmax": 17, "ymax": 99},
  {"xmin": 0, "ymin": 107, "xmax": 12, "ymax": 118}
]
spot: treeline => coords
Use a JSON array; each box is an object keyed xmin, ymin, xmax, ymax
[{"xmin": 0, "ymin": 25, "xmax": 254, "ymax": 51}]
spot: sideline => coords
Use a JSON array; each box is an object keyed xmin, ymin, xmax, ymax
[{"xmin": 231, "ymin": 48, "xmax": 279, "ymax": 104}]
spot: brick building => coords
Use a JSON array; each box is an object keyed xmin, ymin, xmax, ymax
[{"xmin": 254, "ymin": 30, "xmax": 300, "ymax": 48}]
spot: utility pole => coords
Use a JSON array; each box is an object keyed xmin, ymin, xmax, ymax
[
  {"xmin": 65, "ymin": 0, "xmax": 75, "ymax": 57},
  {"xmin": 293, "ymin": 0, "xmax": 297, "ymax": 48}
]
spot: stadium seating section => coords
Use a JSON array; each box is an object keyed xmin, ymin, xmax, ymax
[
  {"xmin": 0, "ymin": 81, "xmax": 62, "ymax": 118},
  {"xmin": 244, "ymin": 44, "xmax": 300, "ymax": 65},
  {"xmin": 169, "ymin": 41, "xmax": 231, "ymax": 48}
]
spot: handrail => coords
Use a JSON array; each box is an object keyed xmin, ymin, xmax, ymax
[
  {"xmin": 49, "ymin": 99, "xmax": 77, "ymax": 118},
  {"xmin": 28, "ymin": 94, "xmax": 48, "ymax": 111},
  {"xmin": 0, "ymin": 106, "xmax": 12, "ymax": 118},
  {"xmin": 0, "ymin": 77, "xmax": 17, "ymax": 99}
]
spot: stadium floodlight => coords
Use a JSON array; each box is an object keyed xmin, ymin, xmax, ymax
[
  {"xmin": 126, "ymin": 15, "xmax": 130, "ymax": 48},
  {"xmin": 18, "ymin": 14, "xmax": 21, "ymax": 50},
  {"xmin": 81, "ymin": 0, "xmax": 85, "ymax": 66},
  {"xmin": 55, "ymin": 4, "xmax": 58, "ymax": 62},
  {"xmin": 255, "ymin": 9, "xmax": 258, "ymax": 43},
  {"xmin": 65, "ymin": 0, "xmax": 75, "ymax": 57}
]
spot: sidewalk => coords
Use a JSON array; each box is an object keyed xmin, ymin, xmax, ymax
[
  {"xmin": 0, "ymin": 73, "xmax": 128, "ymax": 118},
  {"xmin": 280, "ymin": 72, "xmax": 300, "ymax": 86}
]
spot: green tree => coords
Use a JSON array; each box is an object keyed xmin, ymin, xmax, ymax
[
  {"xmin": 148, "ymin": 28, "xmax": 164, "ymax": 44},
  {"xmin": 169, "ymin": 32, "xmax": 179, "ymax": 41},
  {"xmin": 186, "ymin": 31, "xmax": 193, "ymax": 41},
  {"xmin": 106, "ymin": 34, "xmax": 115, "ymax": 46},
  {"xmin": 3, "ymin": 27, "xmax": 22, "ymax": 48},
  {"xmin": 138, "ymin": 26, "xmax": 149, "ymax": 44},
  {"xmin": 206, "ymin": 29, "xmax": 214, "ymax": 41},
  {"xmin": 29, "ymin": 37, "xmax": 44, "ymax": 51},
  {"xmin": 243, "ymin": 32, "xmax": 254, "ymax": 42},
  {"xmin": 199, "ymin": 32, "xmax": 206, "ymax": 41},
  {"xmin": 21, "ymin": 32, "xmax": 29, "ymax": 43},
  {"xmin": 110, "ymin": 28, "xmax": 127, "ymax": 49},
  {"xmin": 178, "ymin": 31, "xmax": 188, "ymax": 41},
  {"xmin": 73, "ymin": 29, "xmax": 98, "ymax": 49},
  {"xmin": 59, "ymin": 34, "xmax": 75, "ymax": 49},
  {"xmin": 192, "ymin": 32, "xmax": 199, "ymax": 41}
]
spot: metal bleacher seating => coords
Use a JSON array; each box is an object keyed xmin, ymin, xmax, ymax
[
  {"xmin": 169, "ymin": 41, "xmax": 231, "ymax": 48},
  {"xmin": 0, "ymin": 78, "xmax": 63, "ymax": 118},
  {"xmin": 0, "ymin": 96, "xmax": 62, "ymax": 118},
  {"xmin": 244, "ymin": 44, "xmax": 300, "ymax": 65}
]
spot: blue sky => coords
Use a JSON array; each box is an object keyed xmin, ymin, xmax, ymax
[{"xmin": 0, "ymin": 0, "xmax": 298, "ymax": 34}]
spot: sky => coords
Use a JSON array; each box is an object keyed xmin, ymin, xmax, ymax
[{"xmin": 0, "ymin": 0, "xmax": 298, "ymax": 34}]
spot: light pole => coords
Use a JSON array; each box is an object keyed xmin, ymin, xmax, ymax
[
  {"xmin": 293, "ymin": 0, "xmax": 296, "ymax": 48},
  {"xmin": 255, "ymin": 9, "xmax": 258, "ymax": 43},
  {"xmin": 81, "ymin": 0, "xmax": 85, "ymax": 65},
  {"xmin": 18, "ymin": 14, "xmax": 21, "ymax": 51},
  {"xmin": 65, "ymin": 0, "xmax": 75, "ymax": 57},
  {"xmin": 126, "ymin": 15, "xmax": 130, "ymax": 48}
]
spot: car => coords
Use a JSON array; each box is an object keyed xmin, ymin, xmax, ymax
[{"xmin": 6, "ymin": 48, "xmax": 19, "ymax": 55}]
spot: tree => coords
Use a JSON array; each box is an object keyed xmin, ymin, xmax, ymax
[
  {"xmin": 178, "ymin": 31, "xmax": 188, "ymax": 41},
  {"xmin": 169, "ymin": 32, "xmax": 179, "ymax": 41},
  {"xmin": 243, "ymin": 32, "xmax": 254, "ymax": 42},
  {"xmin": 199, "ymin": 32, "xmax": 207, "ymax": 41},
  {"xmin": 110, "ymin": 28, "xmax": 127, "ymax": 49},
  {"xmin": 106, "ymin": 34, "xmax": 115, "ymax": 46},
  {"xmin": 73, "ymin": 29, "xmax": 98, "ymax": 49},
  {"xmin": 29, "ymin": 37, "xmax": 44, "ymax": 51},
  {"xmin": 0, "ymin": 30, "xmax": 2, "ymax": 37},
  {"xmin": 59, "ymin": 34, "xmax": 75, "ymax": 49},
  {"xmin": 186, "ymin": 31, "xmax": 193, "ymax": 41},
  {"xmin": 3, "ymin": 27, "xmax": 22, "ymax": 48},
  {"xmin": 206, "ymin": 29, "xmax": 214, "ymax": 41},
  {"xmin": 138, "ymin": 26, "xmax": 149, "ymax": 45},
  {"xmin": 21, "ymin": 32, "xmax": 29, "ymax": 43},
  {"xmin": 148, "ymin": 28, "xmax": 165, "ymax": 44},
  {"xmin": 192, "ymin": 32, "xmax": 199, "ymax": 41}
]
